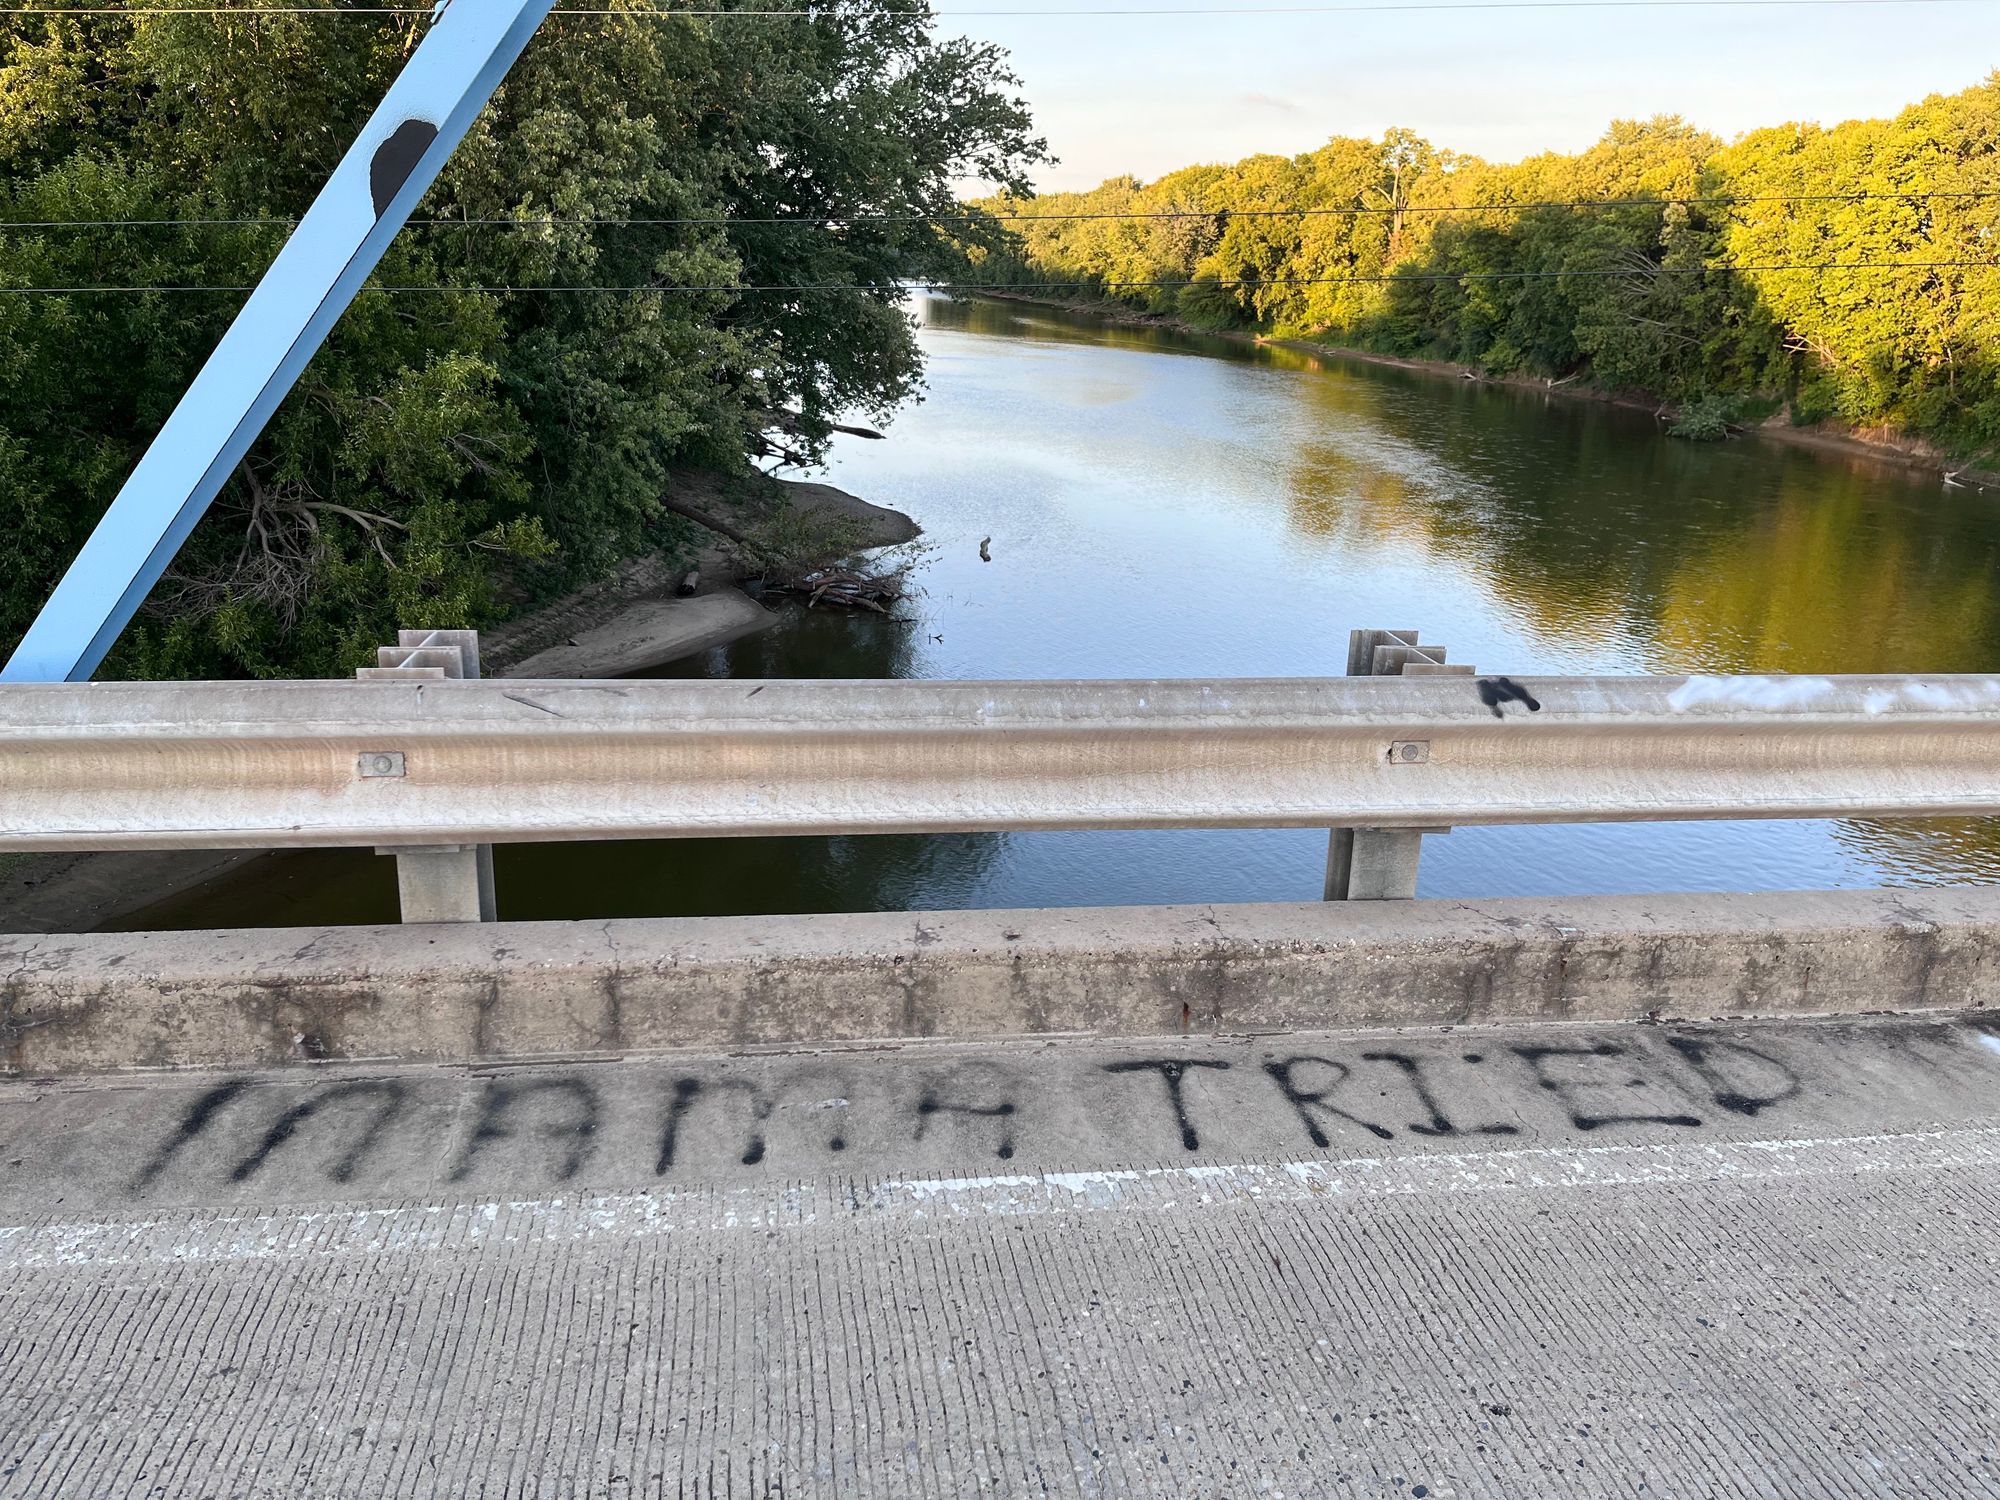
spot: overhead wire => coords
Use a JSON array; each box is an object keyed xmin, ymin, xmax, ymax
[
  {"xmin": 1, "ymin": 0, "xmax": 1996, "ymax": 13},
  {"xmin": 2, "ymin": 259, "xmax": 1994, "ymax": 293},
  {"xmin": 4, "ymin": 187, "xmax": 1999, "ymax": 232}
]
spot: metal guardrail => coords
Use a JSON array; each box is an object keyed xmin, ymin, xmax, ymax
[{"xmin": 7, "ymin": 671, "xmax": 2000, "ymax": 858}]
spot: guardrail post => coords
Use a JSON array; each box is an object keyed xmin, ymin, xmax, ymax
[
  {"xmin": 358, "ymin": 629, "xmax": 497, "ymax": 924},
  {"xmin": 1324, "ymin": 629, "xmax": 1471, "ymax": 901}
]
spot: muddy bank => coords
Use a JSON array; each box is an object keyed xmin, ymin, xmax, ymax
[
  {"xmin": 487, "ymin": 472, "xmax": 919, "ymax": 679},
  {"xmin": 983, "ymin": 291, "xmax": 1999, "ymax": 492},
  {"xmin": 0, "ymin": 473, "xmax": 919, "ymax": 936}
]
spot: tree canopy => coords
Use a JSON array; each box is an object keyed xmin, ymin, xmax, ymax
[
  {"xmin": 0, "ymin": 0, "xmax": 1044, "ymax": 676},
  {"xmin": 978, "ymin": 77, "xmax": 2000, "ymax": 458}
]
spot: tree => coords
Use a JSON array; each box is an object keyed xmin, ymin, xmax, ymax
[
  {"xmin": 979, "ymin": 80, "xmax": 2000, "ymax": 458},
  {"xmin": 0, "ymin": 0, "xmax": 1047, "ymax": 677}
]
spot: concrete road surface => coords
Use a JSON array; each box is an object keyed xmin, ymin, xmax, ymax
[{"xmin": 1, "ymin": 1013, "xmax": 1997, "ymax": 1496}]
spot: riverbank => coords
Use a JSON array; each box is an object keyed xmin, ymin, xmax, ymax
[
  {"xmin": 981, "ymin": 291, "xmax": 2000, "ymax": 492},
  {"xmin": 486, "ymin": 470, "xmax": 919, "ymax": 678},
  {"xmin": 0, "ymin": 472, "xmax": 920, "ymax": 936},
  {"xmin": 1278, "ymin": 341, "xmax": 2000, "ymax": 491}
]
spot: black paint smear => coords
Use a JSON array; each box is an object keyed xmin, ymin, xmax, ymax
[
  {"xmin": 449, "ymin": 1076, "xmax": 600, "ymax": 1183},
  {"xmin": 1664, "ymin": 1035, "xmax": 1803, "ymax": 1117},
  {"xmin": 230, "ymin": 1079, "xmax": 408, "ymax": 1185},
  {"xmin": 1477, "ymin": 677, "xmax": 1543, "ymax": 719},
  {"xmin": 1103, "ymin": 1058, "xmax": 1229, "ymax": 1151},
  {"xmin": 1361, "ymin": 1051, "xmax": 1518, "ymax": 1137},
  {"xmin": 1262, "ymin": 1057, "xmax": 1392, "ymax": 1146},
  {"xmin": 916, "ymin": 1087, "xmax": 1018, "ymax": 1160},
  {"xmin": 656, "ymin": 1076, "xmax": 779, "ymax": 1172},
  {"xmin": 369, "ymin": 118, "xmax": 438, "ymax": 218},
  {"xmin": 655, "ymin": 1077, "xmax": 703, "ymax": 1174},
  {"xmin": 1512, "ymin": 1043, "xmax": 1702, "ymax": 1131},
  {"xmin": 132, "ymin": 1078, "xmax": 250, "ymax": 1189}
]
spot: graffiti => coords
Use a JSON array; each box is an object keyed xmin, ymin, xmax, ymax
[
  {"xmin": 1477, "ymin": 677, "xmax": 1543, "ymax": 719},
  {"xmin": 106, "ymin": 1022, "xmax": 2000, "ymax": 1196},
  {"xmin": 132, "ymin": 1078, "xmax": 253, "ymax": 1189},
  {"xmin": 1262, "ymin": 1057, "xmax": 1392, "ymax": 1146},
  {"xmin": 447, "ymin": 1077, "xmax": 600, "ymax": 1184},
  {"xmin": 656, "ymin": 1077, "xmax": 705, "ymax": 1174},
  {"xmin": 1663, "ymin": 1035, "xmax": 1801, "ymax": 1117},
  {"xmin": 915, "ymin": 1086, "xmax": 1018, "ymax": 1161},
  {"xmin": 1101, "ymin": 1059, "xmax": 1230, "ymax": 1151},
  {"xmin": 231, "ymin": 1079, "xmax": 409, "ymax": 1184},
  {"xmin": 1359, "ymin": 1051, "xmax": 1520, "ymax": 1138},
  {"xmin": 1512, "ymin": 1044, "xmax": 1703, "ymax": 1132}
]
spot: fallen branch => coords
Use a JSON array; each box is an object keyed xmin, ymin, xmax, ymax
[
  {"xmin": 658, "ymin": 493, "xmax": 776, "ymax": 559},
  {"xmin": 762, "ymin": 564, "xmax": 906, "ymax": 613}
]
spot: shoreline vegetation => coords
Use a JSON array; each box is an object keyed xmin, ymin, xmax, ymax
[
  {"xmin": 978, "ymin": 289, "xmax": 2000, "ymax": 490},
  {"xmin": 971, "ymin": 76, "xmax": 2000, "ymax": 491}
]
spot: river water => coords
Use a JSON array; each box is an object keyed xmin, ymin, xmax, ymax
[{"xmin": 122, "ymin": 295, "xmax": 2000, "ymax": 929}]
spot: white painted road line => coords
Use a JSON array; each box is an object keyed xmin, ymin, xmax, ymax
[{"xmin": 6, "ymin": 1122, "xmax": 1996, "ymax": 1270}]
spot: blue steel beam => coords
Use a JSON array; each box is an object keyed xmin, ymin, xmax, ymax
[{"xmin": 1, "ymin": 0, "xmax": 557, "ymax": 682}]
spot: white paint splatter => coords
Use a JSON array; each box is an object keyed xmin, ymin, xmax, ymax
[
  {"xmin": 1667, "ymin": 676, "xmax": 1837, "ymax": 713},
  {"xmin": 1898, "ymin": 680, "xmax": 2000, "ymax": 711},
  {"xmin": 6, "ymin": 1125, "xmax": 1997, "ymax": 1271}
]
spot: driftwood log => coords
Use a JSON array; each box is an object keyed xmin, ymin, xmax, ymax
[
  {"xmin": 659, "ymin": 491, "xmax": 904, "ymax": 612},
  {"xmin": 763, "ymin": 565, "xmax": 905, "ymax": 613}
]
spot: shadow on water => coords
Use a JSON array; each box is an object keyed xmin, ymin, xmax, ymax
[{"xmin": 112, "ymin": 294, "xmax": 2000, "ymax": 930}]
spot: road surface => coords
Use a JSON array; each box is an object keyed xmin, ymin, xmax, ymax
[{"xmin": 2, "ymin": 1013, "xmax": 1996, "ymax": 1496}]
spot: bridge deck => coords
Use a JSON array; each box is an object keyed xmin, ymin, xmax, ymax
[{"xmin": 2, "ymin": 1014, "xmax": 1996, "ymax": 1496}]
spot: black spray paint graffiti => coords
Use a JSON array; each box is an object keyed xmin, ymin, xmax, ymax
[
  {"xmin": 1512, "ymin": 1044, "xmax": 1703, "ymax": 1132},
  {"xmin": 448, "ymin": 1077, "xmax": 600, "ymax": 1184},
  {"xmin": 1478, "ymin": 677, "xmax": 1543, "ymax": 719},
  {"xmin": 369, "ymin": 118, "xmax": 439, "ymax": 218},
  {"xmin": 1360, "ymin": 1051, "xmax": 1520, "ymax": 1138},
  {"xmin": 132, "ymin": 1079, "xmax": 252, "ymax": 1189},
  {"xmin": 231, "ymin": 1079, "xmax": 409, "ymax": 1185},
  {"xmin": 656, "ymin": 1076, "xmax": 786, "ymax": 1172},
  {"xmin": 1265, "ymin": 1052, "xmax": 1523, "ymax": 1145},
  {"xmin": 915, "ymin": 1087, "xmax": 1018, "ymax": 1161},
  {"xmin": 1263, "ymin": 1057, "xmax": 1392, "ymax": 1146},
  {"xmin": 123, "ymin": 1032, "xmax": 1826, "ymax": 1190},
  {"xmin": 1664, "ymin": 1035, "xmax": 1802, "ymax": 1117},
  {"xmin": 1101, "ymin": 1059, "xmax": 1231, "ymax": 1151}
]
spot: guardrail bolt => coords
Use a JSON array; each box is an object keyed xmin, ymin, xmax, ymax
[{"xmin": 359, "ymin": 751, "xmax": 407, "ymax": 779}]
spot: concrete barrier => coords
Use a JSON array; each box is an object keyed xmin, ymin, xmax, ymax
[{"xmin": 3, "ymin": 887, "xmax": 1996, "ymax": 1073}]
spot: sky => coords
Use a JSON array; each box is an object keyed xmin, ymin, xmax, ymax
[{"xmin": 940, "ymin": 1, "xmax": 1999, "ymax": 194}]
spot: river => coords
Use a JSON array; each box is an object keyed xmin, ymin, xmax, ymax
[{"xmin": 119, "ymin": 294, "xmax": 2000, "ymax": 929}]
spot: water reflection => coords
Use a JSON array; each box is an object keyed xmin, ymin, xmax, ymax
[{"xmin": 117, "ymin": 295, "xmax": 2000, "ymax": 929}]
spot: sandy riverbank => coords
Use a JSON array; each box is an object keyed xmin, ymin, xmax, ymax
[
  {"xmin": 486, "ymin": 472, "xmax": 919, "ymax": 678},
  {"xmin": 0, "ymin": 473, "xmax": 919, "ymax": 936}
]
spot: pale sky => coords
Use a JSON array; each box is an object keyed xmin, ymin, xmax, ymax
[{"xmin": 942, "ymin": 2, "xmax": 1999, "ymax": 193}]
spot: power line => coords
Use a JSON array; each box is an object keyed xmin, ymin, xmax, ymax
[
  {"xmin": 5, "ymin": 188, "xmax": 1998, "ymax": 233},
  {"xmin": 1, "ymin": 259, "xmax": 1993, "ymax": 292},
  {"xmin": 957, "ymin": 190, "xmax": 2000, "ymax": 221},
  {"xmin": 2, "ymin": 0, "xmax": 1993, "ymax": 13}
]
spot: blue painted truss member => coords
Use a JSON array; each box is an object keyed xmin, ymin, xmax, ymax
[{"xmin": 0, "ymin": 0, "xmax": 558, "ymax": 682}]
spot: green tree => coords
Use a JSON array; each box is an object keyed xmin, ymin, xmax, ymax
[
  {"xmin": 0, "ymin": 0, "xmax": 1046, "ymax": 677},
  {"xmin": 980, "ymin": 80, "xmax": 2000, "ymax": 459}
]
